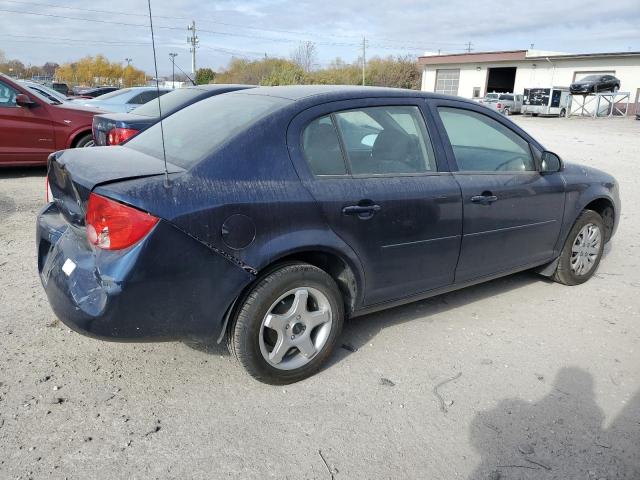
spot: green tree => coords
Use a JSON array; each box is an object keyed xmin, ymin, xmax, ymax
[{"xmin": 195, "ymin": 68, "xmax": 216, "ymax": 85}]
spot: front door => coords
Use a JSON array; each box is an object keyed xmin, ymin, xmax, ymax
[
  {"xmin": 0, "ymin": 80, "xmax": 53, "ymax": 165},
  {"xmin": 288, "ymin": 99, "xmax": 462, "ymax": 306},
  {"xmin": 429, "ymin": 100, "xmax": 565, "ymax": 282}
]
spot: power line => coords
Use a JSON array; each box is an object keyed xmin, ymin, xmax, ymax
[{"xmin": 0, "ymin": 0, "xmax": 471, "ymax": 49}]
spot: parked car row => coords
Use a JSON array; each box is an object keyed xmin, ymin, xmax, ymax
[{"xmin": 0, "ymin": 74, "xmax": 252, "ymax": 166}]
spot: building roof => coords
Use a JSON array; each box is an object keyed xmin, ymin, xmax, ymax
[{"xmin": 418, "ymin": 50, "xmax": 640, "ymax": 65}]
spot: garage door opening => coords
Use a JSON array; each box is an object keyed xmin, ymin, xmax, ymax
[{"xmin": 486, "ymin": 67, "xmax": 517, "ymax": 94}]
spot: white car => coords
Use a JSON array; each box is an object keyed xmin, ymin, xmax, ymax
[{"xmin": 71, "ymin": 87, "xmax": 170, "ymax": 113}]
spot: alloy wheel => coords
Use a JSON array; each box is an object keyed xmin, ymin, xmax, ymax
[{"xmin": 259, "ymin": 287, "xmax": 333, "ymax": 370}]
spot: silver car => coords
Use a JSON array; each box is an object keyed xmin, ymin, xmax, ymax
[
  {"xmin": 71, "ymin": 87, "xmax": 170, "ymax": 113},
  {"xmin": 481, "ymin": 93, "xmax": 523, "ymax": 115}
]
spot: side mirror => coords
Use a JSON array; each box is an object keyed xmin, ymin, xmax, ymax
[
  {"xmin": 541, "ymin": 151, "xmax": 562, "ymax": 173},
  {"xmin": 15, "ymin": 94, "xmax": 36, "ymax": 107}
]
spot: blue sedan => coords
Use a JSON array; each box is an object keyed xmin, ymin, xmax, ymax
[
  {"xmin": 37, "ymin": 86, "xmax": 620, "ymax": 384},
  {"xmin": 71, "ymin": 86, "xmax": 170, "ymax": 113}
]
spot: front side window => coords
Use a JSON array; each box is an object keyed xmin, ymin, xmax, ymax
[
  {"xmin": 0, "ymin": 81, "xmax": 17, "ymax": 107},
  {"xmin": 438, "ymin": 107, "xmax": 535, "ymax": 172},
  {"xmin": 334, "ymin": 106, "xmax": 436, "ymax": 175}
]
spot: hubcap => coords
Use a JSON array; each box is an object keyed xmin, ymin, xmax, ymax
[
  {"xmin": 570, "ymin": 223, "xmax": 601, "ymax": 275},
  {"xmin": 259, "ymin": 287, "xmax": 332, "ymax": 370}
]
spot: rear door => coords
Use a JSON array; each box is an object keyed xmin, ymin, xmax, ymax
[
  {"xmin": 287, "ymin": 98, "xmax": 462, "ymax": 306},
  {"xmin": 0, "ymin": 80, "xmax": 54, "ymax": 165},
  {"xmin": 428, "ymin": 99, "xmax": 565, "ymax": 282}
]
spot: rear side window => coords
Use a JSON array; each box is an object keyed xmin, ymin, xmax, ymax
[
  {"xmin": 335, "ymin": 106, "xmax": 436, "ymax": 175},
  {"xmin": 132, "ymin": 88, "xmax": 202, "ymax": 117},
  {"xmin": 302, "ymin": 116, "xmax": 347, "ymax": 175},
  {"xmin": 438, "ymin": 107, "xmax": 535, "ymax": 172},
  {"xmin": 125, "ymin": 93, "xmax": 290, "ymax": 169}
]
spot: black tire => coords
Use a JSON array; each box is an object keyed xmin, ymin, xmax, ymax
[
  {"xmin": 228, "ymin": 262, "xmax": 344, "ymax": 384},
  {"xmin": 503, "ymin": 107, "xmax": 510, "ymax": 116},
  {"xmin": 552, "ymin": 210, "xmax": 605, "ymax": 286},
  {"xmin": 559, "ymin": 108, "xmax": 567, "ymax": 118},
  {"xmin": 74, "ymin": 133, "xmax": 94, "ymax": 148}
]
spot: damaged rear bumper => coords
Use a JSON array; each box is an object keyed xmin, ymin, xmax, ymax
[{"xmin": 37, "ymin": 202, "xmax": 253, "ymax": 342}]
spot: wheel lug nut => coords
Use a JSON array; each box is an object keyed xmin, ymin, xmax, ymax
[{"xmin": 290, "ymin": 335, "xmax": 295, "ymax": 340}]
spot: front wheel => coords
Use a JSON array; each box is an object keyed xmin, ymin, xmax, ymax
[
  {"xmin": 559, "ymin": 108, "xmax": 567, "ymax": 118},
  {"xmin": 228, "ymin": 263, "xmax": 344, "ymax": 384},
  {"xmin": 552, "ymin": 210, "xmax": 605, "ymax": 286},
  {"xmin": 74, "ymin": 133, "xmax": 94, "ymax": 148}
]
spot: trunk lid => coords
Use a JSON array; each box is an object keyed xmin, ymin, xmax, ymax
[
  {"xmin": 48, "ymin": 146, "xmax": 184, "ymax": 226},
  {"xmin": 92, "ymin": 113, "xmax": 156, "ymax": 146}
]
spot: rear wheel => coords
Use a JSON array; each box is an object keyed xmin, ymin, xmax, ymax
[
  {"xmin": 503, "ymin": 107, "xmax": 510, "ymax": 116},
  {"xmin": 228, "ymin": 263, "xmax": 344, "ymax": 384},
  {"xmin": 552, "ymin": 210, "xmax": 605, "ymax": 285},
  {"xmin": 74, "ymin": 133, "xmax": 94, "ymax": 148},
  {"xmin": 560, "ymin": 108, "xmax": 567, "ymax": 117}
]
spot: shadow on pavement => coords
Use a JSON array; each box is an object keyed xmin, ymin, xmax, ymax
[
  {"xmin": 467, "ymin": 367, "xmax": 640, "ymax": 479},
  {"xmin": 0, "ymin": 166, "xmax": 47, "ymax": 179}
]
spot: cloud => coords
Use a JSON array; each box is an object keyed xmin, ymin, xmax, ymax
[{"xmin": 0, "ymin": 0, "xmax": 638, "ymax": 75}]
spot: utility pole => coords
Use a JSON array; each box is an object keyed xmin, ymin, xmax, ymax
[
  {"xmin": 362, "ymin": 36, "xmax": 367, "ymax": 86},
  {"xmin": 187, "ymin": 20, "xmax": 199, "ymax": 75},
  {"xmin": 465, "ymin": 42, "xmax": 473, "ymax": 53},
  {"xmin": 169, "ymin": 52, "xmax": 178, "ymax": 89}
]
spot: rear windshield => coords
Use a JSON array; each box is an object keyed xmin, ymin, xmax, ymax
[
  {"xmin": 499, "ymin": 94, "xmax": 514, "ymax": 100},
  {"xmin": 131, "ymin": 88, "xmax": 203, "ymax": 117},
  {"xmin": 125, "ymin": 93, "xmax": 290, "ymax": 169},
  {"xmin": 579, "ymin": 75, "xmax": 599, "ymax": 81},
  {"xmin": 94, "ymin": 88, "xmax": 131, "ymax": 101}
]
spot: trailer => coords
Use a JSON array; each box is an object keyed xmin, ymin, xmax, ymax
[{"xmin": 522, "ymin": 87, "xmax": 571, "ymax": 117}]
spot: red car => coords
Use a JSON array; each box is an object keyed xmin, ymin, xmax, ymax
[{"xmin": 0, "ymin": 73, "xmax": 103, "ymax": 167}]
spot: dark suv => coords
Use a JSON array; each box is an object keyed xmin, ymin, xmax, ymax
[
  {"xmin": 570, "ymin": 74, "xmax": 621, "ymax": 94},
  {"xmin": 37, "ymin": 86, "xmax": 620, "ymax": 384}
]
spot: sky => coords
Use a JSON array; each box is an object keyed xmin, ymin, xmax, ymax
[{"xmin": 0, "ymin": 0, "xmax": 639, "ymax": 76}]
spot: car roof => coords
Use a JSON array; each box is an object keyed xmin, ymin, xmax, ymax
[
  {"xmin": 184, "ymin": 84, "xmax": 255, "ymax": 92},
  {"xmin": 234, "ymin": 85, "xmax": 471, "ymax": 104}
]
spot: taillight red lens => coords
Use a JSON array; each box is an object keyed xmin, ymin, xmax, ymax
[
  {"xmin": 496, "ymin": 103, "xmax": 503, "ymax": 109},
  {"xmin": 85, "ymin": 193, "xmax": 158, "ymax": 250},
  {"xmin": 107, "ymin": 127, "xmax": 139, "ymax": 146}
]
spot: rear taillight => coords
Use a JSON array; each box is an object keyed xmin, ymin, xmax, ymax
[
  {"xmin": 85, "ymin": 193, "xmax": 158, "ymax": 250},
  {"xmin": 496, "ymin": 103, "xmax": 503, "ymax": 109},
  {"xmin": 107, "ymin": 127, "xmax": 139, "ymax": 146}
]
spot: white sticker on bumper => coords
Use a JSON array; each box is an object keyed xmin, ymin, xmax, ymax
[{"xmin": 62, "ymin": 259, "xmax": 76, "ymax": 276}]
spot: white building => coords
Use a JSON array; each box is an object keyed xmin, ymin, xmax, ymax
[{"xmin": 419, "ymin": 50, "xmax": 640, "ymax": 113}]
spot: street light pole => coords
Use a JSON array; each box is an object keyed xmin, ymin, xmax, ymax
[{"xmin": 169, "ymin": 53, "xmax": 178, "ymax": 89}]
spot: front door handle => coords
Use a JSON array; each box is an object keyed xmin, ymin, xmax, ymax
[
  {"xmin": 342, "ymin": 204, "xmax": 381, "ymax": 218},
  {"xmin": 470, "ymin": 193, "xmax": 498, "ymax": 205}
]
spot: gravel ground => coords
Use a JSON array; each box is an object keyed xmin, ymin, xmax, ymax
[{"xmin": 0, "ymin": 116, "xmax": 639, "ymax": 480}]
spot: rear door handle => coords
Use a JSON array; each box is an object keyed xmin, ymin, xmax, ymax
[
  {"xmin": 470, "ymin": 193, "xmax": 498, "ymax": 205},
  {"xmin": 342, "ymin": 204, "xmax": 381, "ymax": 217}
]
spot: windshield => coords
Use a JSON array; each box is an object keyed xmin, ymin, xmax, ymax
[
  {"xmin": 131, "ymin": 88, "xmax": 203, "ymax": 117},
  {"xmin": 125, "ymin": 93, "xmax": 290, "ymax": 169},
  {"xmin": 579, "ymin": 75, "xmax": 600, "ymax": 82},
  {"xmin": 485, "ymin": 93, "xmax": 499, "ymax": 99},
  {"xmin": 25, "ymin": 83, "xmax": 66, "ymax": 104},
  {"xmin": 19, "ymin": 83, "xmax": 61, "ymax": 105},
  {"xmin": 89, "ymin": 88, "xmax": 131, "ymax": 101}
]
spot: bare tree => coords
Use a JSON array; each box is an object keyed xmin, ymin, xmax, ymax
[{"xmin": 291, "ymin": 41, "xmax": 318, "ymax": 73}]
